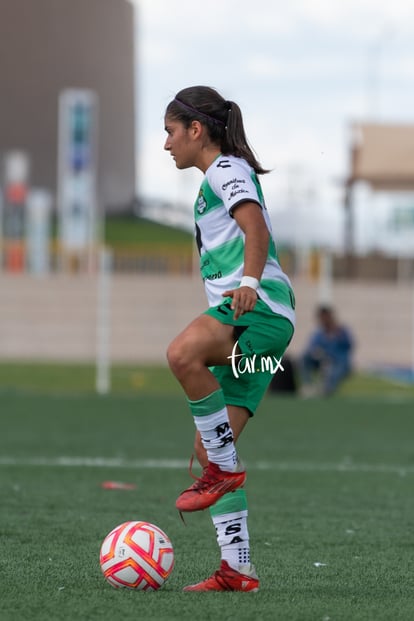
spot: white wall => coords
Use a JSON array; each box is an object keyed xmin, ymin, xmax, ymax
[{"xmin": 0, "ymin": 273, "xmax": 413, "ymax": 371}]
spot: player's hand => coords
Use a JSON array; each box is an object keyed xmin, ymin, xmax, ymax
[{"xmin": 223, "ymin": 286, "xmax": 258, "ymax": 320}]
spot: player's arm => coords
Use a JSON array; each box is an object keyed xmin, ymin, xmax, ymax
[
  {"xmin": 223, "ymin": 201, "xmax": 270, "ymax": 320},
  {"xmin": 233, "ymin": 201, "xmax": 269, "ymax": 280}
]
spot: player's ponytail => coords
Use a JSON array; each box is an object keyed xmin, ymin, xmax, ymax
[
  {"xmin": 166, "ymin": 86, "xmax": 269, "ymax": 175},
  {"xmin": 220, "ymin": 99, "xmax": 269, "ymax": 174}
]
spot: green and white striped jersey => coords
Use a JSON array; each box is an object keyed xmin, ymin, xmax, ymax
[{"xmin": 194, "ymin": 154, "xmax": 295, "ymax": 326}]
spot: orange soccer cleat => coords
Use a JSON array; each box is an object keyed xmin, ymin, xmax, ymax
[
  {"xmin": 183, "ymin": 560, "xmax": 259, "ymax": 592},
  {"xmin": 175, "ymin": 460, "xmax": 246, "ymax": 512}
]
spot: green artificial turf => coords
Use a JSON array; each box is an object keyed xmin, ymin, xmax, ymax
[
  {"xmin": 104, "ymin": 215, "xmax": 192, "ymax": 249},
  {"xmin": 1, "ymin": 386, "xmax": 414, "ymax": 620},
  {"xmin": 1, "ymin": 362, "xmax": 414, "ymax": 400}
]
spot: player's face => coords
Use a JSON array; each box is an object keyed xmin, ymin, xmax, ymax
[{"xmin": 164, "ymin": 117, "xmax": 199, "ymax": 169}]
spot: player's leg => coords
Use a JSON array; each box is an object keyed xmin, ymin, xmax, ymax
[
  {"xmin": 184, "ymin": 405, "xmax": 258, "ymax": 592},
  {"xmin": 167, "ymin": 314, "xmax": 246, "ymax": 511},
  {"xmin": 192, "ymin": 403, "xmax": 249, "ymax": 468},
  {"xmin": 210, "ymin": 407, "xmax": 253, "ymax": 568},
  {"xmin": 323, "ymin": 357, "xmax": 350, "ymax": 395},
  {"xmin": 169, "ymin": 305, "xmax": 293, "ymax": 514},
  {"xmin": 167, "ymin": 312, "xmax": 238, "ymax": 400},
  {"xmin": 184, "ymin": 354, "xmax": 273, "ymax": 593},
  {"xmin": 300, "ymin": 353, "xmax": 322, "ymax": 396}
]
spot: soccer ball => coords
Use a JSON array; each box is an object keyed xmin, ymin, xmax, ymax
[{"xmin": 99, "ymin": 521, "xmax": 174, "ymax": 590}]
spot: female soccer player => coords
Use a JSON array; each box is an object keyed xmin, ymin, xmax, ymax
[{"xmin": 164, "ymin": 86, "xmax": 295, "ymax": 592}]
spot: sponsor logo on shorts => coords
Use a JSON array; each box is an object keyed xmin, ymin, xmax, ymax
[{"xmin": 227, "ymin": 340, "xmax": 284, "ymax": 379}]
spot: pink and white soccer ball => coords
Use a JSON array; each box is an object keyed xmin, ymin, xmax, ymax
[{"xmin": 100, "ymin": 521, "xmax": 174, "ymax": 590}]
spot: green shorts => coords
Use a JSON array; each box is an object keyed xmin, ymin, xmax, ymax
[{"xmin": 205, "ymin": 297, "xmax": 294, "ymax": 415}]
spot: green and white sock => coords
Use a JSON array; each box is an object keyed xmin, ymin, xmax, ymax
[
  {"xmin": 210, "ymin": 489, "xmax": 251, "ymax": 572},
  {"xmin": 188, "ymin": 389, "xmax": 237, "ymax": 471}
]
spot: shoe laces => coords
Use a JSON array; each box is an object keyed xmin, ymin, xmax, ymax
[
  {"xmin": 188, "ymin": 455, "xmax": 218, "ymax": 491},
  {"xmin": 212, "ymin": 570, "xmax": 230, "ymax": 590},
  {"xmin": 178, "ymin": 457, "xmax": 218, "ymax": 524},
  {"xmin": 211, "ymin": 564, "xmax": 246, "ymax": 590}
]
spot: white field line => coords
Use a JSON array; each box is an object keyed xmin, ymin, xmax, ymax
[{"xmin": 0, "ymin": 456, "xmax": 412, "ymax": 476}]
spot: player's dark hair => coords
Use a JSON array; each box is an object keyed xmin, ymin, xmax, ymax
[{"xmin": 165, "ymin": 85, "xmax": 269, "ymax": 175}]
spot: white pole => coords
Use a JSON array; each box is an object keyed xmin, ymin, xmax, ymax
[
  {"xmin": 412, "ymin": 279, "xmax": 414, "ymax": 380},
  {"xmin": 0, "ymin": 188, "xmax": 3, "ymax": 271},
  {"xmin": 26, "ymin": 189, "xmax": 52, "ymax": 276},
  {"xmin": 318, "ymin": 248, "xmax": 333, "ymax": 305},
  {"xmin": 96, "ymin": 248, "xmax": 112, "ymax": 395}
]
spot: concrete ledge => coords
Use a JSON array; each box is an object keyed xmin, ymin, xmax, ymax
[{"xmin": 0, "ymin": 273, "xmax": 412, "ymax": 369}]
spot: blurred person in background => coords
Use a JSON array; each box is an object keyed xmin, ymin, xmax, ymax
[
  {"xmin": 300, "ymin": 305, "xmax": 354, "ymax": 397},
  {"xmin": 164, "ymin": 85, "xmax": 295, "ymax": 592}
]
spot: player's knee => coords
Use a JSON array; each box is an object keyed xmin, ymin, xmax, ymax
[
  {"xmin": 166, "ymin": 340, "xmax": 181, "ymax": 374},
  {"xmin": 166, "ymin": 338, "xmax": 192, "ymax": 378}
]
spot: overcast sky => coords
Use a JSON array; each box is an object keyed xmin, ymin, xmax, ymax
[{"xmin": 132, "ymin": 0, "xmax": 414, "ymax": 249}]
